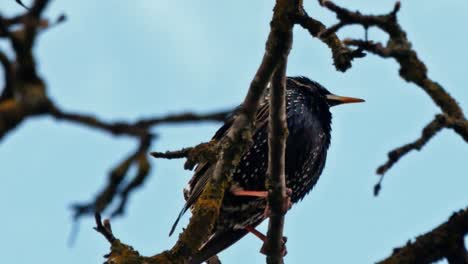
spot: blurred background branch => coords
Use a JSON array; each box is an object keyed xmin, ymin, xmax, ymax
[{"xmin": 0, "ymin": 0, "xmax": 229, "ymax": 223}]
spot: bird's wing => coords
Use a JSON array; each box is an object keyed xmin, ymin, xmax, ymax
[
  {"xmin": 168, "ymin": 114, "xmax": 235, "ymax": 236},
  {"xmin": 169, "ymin": 99, "xmax": 270, "ymax": 236},
  {"xmin": 188, "ymin": 228, "xmax": 250, "ymax": 264}
]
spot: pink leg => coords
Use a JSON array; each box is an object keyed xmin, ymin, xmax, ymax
[
  {"xmin": 231, "ymin": 189, "xmax": 268, "ymax": 198},
  {"xmin": 245, "ymin": 226, "xmax": 267, "ymax": 240},
  {"xmin": 230, "ymin": 186, "xmax": 293, "ymax": 218},
  {"xmin": 245, "ymin": 226, "xmax": 287, "ymax": 256}
]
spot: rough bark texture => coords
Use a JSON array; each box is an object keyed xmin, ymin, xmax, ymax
[{"xmin": 265, "ymin": 61, "xmax": 289, "ymax": 264}]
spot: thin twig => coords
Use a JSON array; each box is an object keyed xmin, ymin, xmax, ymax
[
  {"xmin": 374, "ymin": 114, "xmax": 448, "ymax": 195},
  {"xmin": 321, "ymin": 0, "xmax": 467, "ymax": 190},
  {"xmin": 136, "ymin": 110, "xmax": 230, "ymax": 127},
  {"xmin": 151, "ymin": 141, "xmax": 220, "ymax": 170},
  {"xmin": 151, "ymin": 147, "xmax": 193, "ymax": 160},
  {"xmin": 72, "ymin": 135, "xmax": 152, "ymax": 219},
  {"xmin": 94, "ymin": 213, "xmax": 116, "ymax": 243},
  {"xmin": 324, "ymin": 1, "xmax": 465, "ymax": 121},
  {"xmin": 111, "ymin": 154, "xmax": 151, "ymax": 218},
  {"xmin": 50, "ymin": 105, "xmax": 150, "ymax": 137},
  {"xmin": 50, "ymin": 105, "xmax": 230, "ymax": 138},
  {"xmin": 295, "ymin": 10, "xmax": 365, "ymax": 72},
  {"xmin": 15, "ymin": 0, "xmax": 30, "ymax": 10}
]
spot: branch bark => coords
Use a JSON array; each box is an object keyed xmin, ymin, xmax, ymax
[
  {"xmin": 319, "ymin": 1, "xmax": 467, "ymax": 192},
  {"xmin": 265, "ymin": 61, "xmax": 290, "ymax": 263},
  {"xmin": 95, "ymin": 0, "xmax": 302, "ymax": 263},
  {"xmin": 374, "ymin": 114, "xmax": 448, "ymax": 195},
  {"xmin": 377, "ymin": 207, "xmax": 468, "ymax": 264},
  {"xmin": 295, "ymin": 10, "xmax": 365, "ymax": 72}
]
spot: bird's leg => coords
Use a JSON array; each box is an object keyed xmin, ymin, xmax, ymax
[
  {"xmin": 230, "ymin": 184, "xmax": 268, "ymax": 198},
  {"xmin": 245, "ymin": 226, "xmax": 288, "ymax": 256},
  {"xmin": 230, "ymin": 185, "xmax": 293, "ymax": 217},
  {"xmin": 230, "ymin": 189, "xmax": 269, "ymax": 198}
]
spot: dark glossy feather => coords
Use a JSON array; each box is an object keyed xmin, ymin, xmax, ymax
[
  {"xmin": 189, "ymin": 229, "xmax": 249, "ymax": 264},
  {"xmin": 169, "ymin": 102, "xmax": 270, "ymax": 236}
]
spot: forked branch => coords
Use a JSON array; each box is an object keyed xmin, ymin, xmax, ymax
[{"xmin": 318, "ymin": 0, "xmax": 467, "ymax": 192}]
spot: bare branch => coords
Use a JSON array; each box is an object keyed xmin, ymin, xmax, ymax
[
  {"xmin": 96, "ymin": 1, "xmax": 303, "ymax": 263},
  {"xmin": 265, "ymin": 60, "xmax": 290, "ymax": 263},
  {"xmin": 157, "ymin": 1, "xmax": 301, "ymax": 261},
  {"xmin": 320, "ymin": 1, "xmax": 467, "ymax": 191},
  {"xmin": 343, "ymin": 39, "xmax": 392, "ymax": 57},
  {"xmin": 323, "ymin": 1, "xmax": 465, "ymax": 121},
  {"xmin": 377, "ymin": 207, "xmax": 468, "ymax": 264},
  {"xmin": 72, "ymin": 135, "xmax": 152, "ymax": 219},
  {"xmin": 28, "ymin": 0, "xmax": 50, "ymax": 19},
  {"xmin": 111, "ymin": 154, "xmax": 151, "ymax": 218},
  {"xmin": 151, "ymin": 140, "xmax": 219, "ymax": 171},
  {"xmin": 50, "ymin": 105, "xmax": 150, "ymax": 137},
  {"xmin": 151, "ymin": 147, "xmax": 193, "ymax": 160},
  {"xmin": 374, "ymin": 115, "xmax": 448, "ymax": 195},
  {"xmin": 319, "ymin": 1, "xmax": 402, "ymax": 38},
  {"xmin": 50, "ymin": 105, "xmax": 230, "ymax": 138},
  {"xmin": 94, "ymin": 213, "xmax": 116, "ymax": 244},
  {"xmin": 136, "ymin": 110, "xmax": 230, "ymax": 127},
  {"xmin": 295, "ymin": 10, "xmax": 365, "ymax": 72},
  {"xmin": 446, "ymin": 117, "xmax": 468, "ymax": 143},
  {"xmin": 1, "ymin": 1, "xmax": 230, "ymax": 223},
  {"xmin": 15, "ymin": 0, "xmax": 30, "ymax": 10}
]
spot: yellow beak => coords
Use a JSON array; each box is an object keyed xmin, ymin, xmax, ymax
[{"xmin": 326, "ymin": 94, "xmax": 365, "ymax": 105}]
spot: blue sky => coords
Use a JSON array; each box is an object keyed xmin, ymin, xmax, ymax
[{"xmin": 0, "ymin": 1, "xmax": 466, "ymax": 263}]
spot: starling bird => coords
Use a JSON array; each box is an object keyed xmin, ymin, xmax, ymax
[{"xmin": 171, "ymin": 76, "xmax": 364, "ymax": 263}]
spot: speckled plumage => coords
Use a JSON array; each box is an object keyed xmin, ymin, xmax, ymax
[
  {"xmin": 175, "ymin": 77, "xmax": 337, "ymax": 264},
  {"xmin": 216, "ymin": 78, "xmax": 331, "ymax": 231}
]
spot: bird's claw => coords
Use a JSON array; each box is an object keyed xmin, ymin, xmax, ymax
[{"xmin": 260, "ymin": 236, "xmax": 288, "ymax": 256}]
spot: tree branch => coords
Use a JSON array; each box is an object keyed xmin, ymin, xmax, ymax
[
  {"xmin": 135, "ymin": 110, "xmax": 230, "ymax": 127},
  {"xmin": 72, "ymin": 134, "xmax": 152, "ymax": 219},
  {"xmin": 151, "ymin": 140, "xmax": 219, "ymax": 170},
  {"xmin": 151, "ymin": 147, "xmax": 193, "ymax": 160},
  {"xmin": 320, "ymin": 1, "xmax": 467, "ymax": 191},
  {"xmin": 1, "ymin": 0, "xmax": 232, "ymax": 222},
  {"xmin": 374, "ymin": 114, "xmax": 448, "ymax": 195},
  {"xmin": 97, "ymin": 0, "xmax": 303, "ymax": 263},
  {"xmin": 377, "ymin": 207, "xmax": 468, "ymax": 264},
  {"xmin": 50, "ymin": 105, "xmax": 230, "ymax": 138},
  {"xmin": 265, "ymin": 60, "xmax": 290, "ymax": 263},
  {"xmin": 94, "ymin": 213, "xmax": 116, "ymax": 244},
  {"xmin": 295, "ymin": 10, "xmax": 365, "ymax": 72},
  {"xmin": 49, "ymin": 105, "xmax": 149, "ymax": 137}
]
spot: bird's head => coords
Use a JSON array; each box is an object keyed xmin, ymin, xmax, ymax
[{"xmin": 288, "ymin": 76, "xmax": 365, "ymax": 107}]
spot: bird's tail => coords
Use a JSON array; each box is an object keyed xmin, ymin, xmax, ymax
[{"xmin": 189, "ymin": 229, "xmax": 249, "ymax": 264}]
